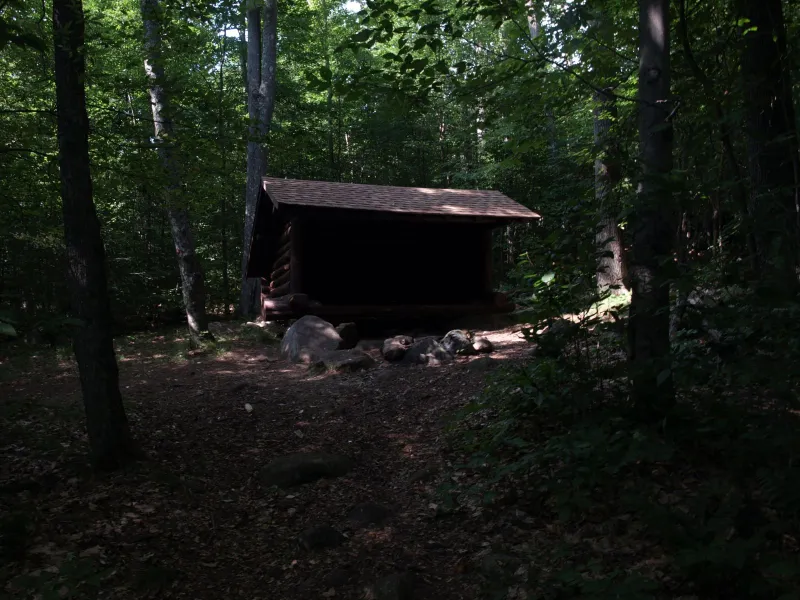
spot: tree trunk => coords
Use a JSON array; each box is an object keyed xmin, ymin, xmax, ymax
[
  {"xmin": 53, "ymin": 0, "xmax": 135, "ymax": 470},
  {"xmin": 739, "ymin": 0, "xmax": 799, "ymax": 292},
  {"xmin": 219, "ymin": 26, "xmax": 230, "ymax": 316},
  {"xmin": 140, "ymin": 0, "xmax": 210, "ymax": 347},
  {"xmin": 240, "ymin": 1, "xmax": 277, "ymax": 317},
  {"xmin": 594, "ymin": 87, "xmax": 626, "ymax": 293},
  {"xmin": 628, "ymin": 0, "xmax": 675, "ymax": 418}
]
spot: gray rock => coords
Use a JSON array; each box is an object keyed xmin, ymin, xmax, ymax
[
  {"xmin": 463, "ymin": 356, "xmax": 499, "ymax": 373},
  {"xmin": 382, "ymin": 335, "xmax": 414, "ymax": 361},
  {"xmin": 403, "ymin": 337, "xmax": 453, "ymax": 366},
  {"xmin": 280, "ymin": 315, "xmax": 342, "ymax": 363},
  {"xmin": 313, "ymin": 349, "xmax": 375, "ymax": 373},
  {"xmin": 472, "ymin": 337, "xmax": 494, "ymax": 353},
  {"xmin": 347, "ymin": 502, "xmax": 392, "ymax": 528},
  {"xmin": 260, "ymin": 453, "xmax": 354, "ymax": 488},
  {"xmin": 371, "ymin": 573, "xmax": 415, "ymax": 600},
  {"xmin": 336, "ymin": 322, "xmax": 359, "ymax": 350},
  {"xmin": 441, "ymin": 329, "xmax": 476, "ymax": 356},
  {"xmin": 298, "ymin": 525, "xmax": 345, "ymax": 551}
]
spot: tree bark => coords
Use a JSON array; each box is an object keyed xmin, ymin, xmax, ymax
[
  {"xmin": 629, "ymin": 0, "xmax": 675, "ymax": 418},
  {"xmin": 738, "ymin": 0, "xmax": 799, "ymax": 292},
  {"xmin": 140, "ymin": 0, "xmax": 211, "ymax": 347},
  {"xmin": 594, "ymin": 87, "xmax": 626, "ymax": 293},
  {"xmin": 240, "ymin": 0, "xmax": 277, "ymax": 317},
  {"xmin": 53, "ymin": 0, "xmax": 135, "ymax": 470}
]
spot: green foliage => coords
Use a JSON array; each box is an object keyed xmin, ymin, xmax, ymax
[{"xmin": 448, "ymin": 277, "xmax": 800, "ymax": 597}]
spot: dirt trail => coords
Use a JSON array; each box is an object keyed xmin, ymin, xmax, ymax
[{"xmin": 1, "ymin": 325, "xmax": 530, "ymax": 599}]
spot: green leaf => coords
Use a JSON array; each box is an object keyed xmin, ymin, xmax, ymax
[{"xmin": 351, "ymin": 28, "xmax": 372, "ymax": 43}]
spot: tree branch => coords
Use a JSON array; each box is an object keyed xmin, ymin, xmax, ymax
[{"xmin": 0, "ymin": 147, "xmax": 54, "ymax": 157}]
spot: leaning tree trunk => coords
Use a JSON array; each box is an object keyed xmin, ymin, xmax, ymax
[
  {"xmin": 140, "ymin": 0, "xmax": 210, "ymax": 347},
  {"xmin": 240, "ymin": 0, "xmax": 277, "ymax": 317},
  {"xmin": 53, "ymin": 0, "xmax": 135, "ymax": 470},
  {"xmin": 628, "ymin": 0, "xmax": 675, "ymax": 419},
  {"xmin": 594, "ymin": 87, "xmax": 626, "ymax": 293},
  {"xmin": 739, "ymin": 0, "xmax": 799, "ymax": 293}
]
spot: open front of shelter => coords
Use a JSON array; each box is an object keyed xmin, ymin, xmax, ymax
[{"xmin": 245, "ymin": 177, "xmax": 540, "ymax": 320}]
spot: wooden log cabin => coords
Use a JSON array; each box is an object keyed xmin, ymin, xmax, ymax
[{"xmin": 246, "ymin": 177, "xmax": 541, "ymax": 320}]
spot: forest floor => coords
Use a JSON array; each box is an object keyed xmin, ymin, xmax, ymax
[{"xmin": 0, "ymin": 321, "xmax": 533, "ymax": 600}]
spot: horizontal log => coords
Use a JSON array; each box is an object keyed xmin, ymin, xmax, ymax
[
  {"xmin": 269, "ymin": 281, "xmax": 290, "ymax": 297},
  {"xmin": 272, "ymin": 249, "xmax": 291, "ymax": 270},
  {"xmin": 272, "ymin": 269, "xmax": 291, "ymax": 288},
  {"xmin": 270, "ymin": 263, "xmax": 290, "ymax": 281}
]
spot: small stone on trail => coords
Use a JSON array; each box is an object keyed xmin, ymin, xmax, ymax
[
  {"xmin": 382, "ymin": 335, "xmax": 414, "ymax": 361},
  {"xmin": 472, "ymin": 337, "xmax": 494, "ymax": 353},
  {"xmin": 403, "ymin": 337, "xmax": 453, "ymax": 366},
  {"xmin": 347, "ymin": 502, "xmax": 393, "ymax": 528},
  {"xmin": 441, "ymin": 330, "xmax": 476, "ymax": 356},
  {"xmin": 260, "ymin": 452, "xmax": 354, "ymax": 488},
  {"xmin": 336, "ymin": 322, "xmax": 359, "ymax": 350},
  {"xmin": 298, "ymin": 525, "xmax": 345, "ymax": 551},
  {"xmin": 244, "ymin": 403, "xmax": 253, "ymax": 413}
]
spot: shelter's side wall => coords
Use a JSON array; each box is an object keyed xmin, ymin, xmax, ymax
[
  {"xmin": 300, "ymin": 218, "xmax": 492, "ymax": 306},
  {"xmin": 264, "ymin": 221, "xmax": 292, "ymax": 299}
]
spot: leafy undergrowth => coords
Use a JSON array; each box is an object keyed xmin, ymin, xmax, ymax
[
  {"xmin": 1, "ymin": 321, "xmax": 532, "ymax": 600},
  {"xmin": 443, "ymin": 294, "xmax": 800, "ymax": 600}
]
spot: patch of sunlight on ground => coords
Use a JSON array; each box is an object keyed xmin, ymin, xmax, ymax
[{"xmin": 586, "ymin": 290, "xmax": 631, "ymax": 318}]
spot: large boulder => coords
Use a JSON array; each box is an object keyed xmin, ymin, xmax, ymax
[
  {"xmin": 382, "ymin": 335, "xmax": 414, "ymax": 361},
  {"xmin": 441, "ymin": 330, "xmax": 476, "ymax": 356},
  {"xmin": 313, "ymin": 349, "xmax": 375, "ymax": 373},
  {"xmin": 403, "ymin": 337, "xmax": 453, "ymax": 366},
  {"xmin": 336, "ymin": 322, "xmax": 360, "ymax": 350},
  {"xmin": 260, "ymin": 452, "xmax": 354, "ymax": 488},
  {"xmin": 280, "ymin": 315, "xmax": 342, "ymax": 363}
]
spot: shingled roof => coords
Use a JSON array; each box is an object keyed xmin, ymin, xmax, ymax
[{"xmin": 261, "ymin": 177, "xmax": 540, "ymax": 220}]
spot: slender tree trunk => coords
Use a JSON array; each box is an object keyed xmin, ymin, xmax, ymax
[
  {"xmin": 140, "ymin": 0, "xmax": 210, "ymax": 347},
  {"xmin": 219, "ymin": 27, "xmax": 230, "ymax": 316},
  {"xmin": 629, "ymin": 0, "xmax": 675, "ymax": 418},
  {"xmin": 594, "ymin": 88, "xmax": 626, "ymax": 293},
  {"xmin": 240, "ymin": 1, "xmax": 277, "ymax": 317},
  {"xmin": 739, "ymin": 0, "xmax": 799, "ymax": 292},
  {"xmin": 53, "ymin": 0, "xmax": 135, "ymax": 470}
]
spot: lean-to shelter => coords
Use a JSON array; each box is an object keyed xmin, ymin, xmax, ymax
[{"xmin": 245, "ymin": 177, "xmax": 540, "ymax": 320}]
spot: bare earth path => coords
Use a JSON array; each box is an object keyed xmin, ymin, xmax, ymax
[{"xmin": 1, "ymin": 325, "xmax": 529, "ymax": 599}]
